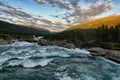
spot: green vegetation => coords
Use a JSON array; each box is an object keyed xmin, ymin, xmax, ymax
[{"xmin": 44, "ymin": 24, "xmax": 120, "ymax": 50}]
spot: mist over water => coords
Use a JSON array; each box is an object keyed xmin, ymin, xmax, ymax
[{"xmin": 0, "ymin": 41, "xmax": 120, "ymax": 80}]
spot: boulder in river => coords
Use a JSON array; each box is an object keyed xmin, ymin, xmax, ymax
[
  {"xmin": 87, "ymin": 47, "xmax": 120, "ymax": 63},
  {"xmin": 87, "ymin": 47, "xmax": 109, "ymax": 56}
]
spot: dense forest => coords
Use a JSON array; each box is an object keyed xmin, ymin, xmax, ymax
[{"xmin": 44, "ymin": 24, "xmax": 120, "ymax": 50}]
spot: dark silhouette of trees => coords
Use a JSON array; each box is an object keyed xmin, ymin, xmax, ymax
[
  {"xmin": 96, "ymin": 24, "xmax": 120, "ymax": 43},
  {"xmin": 44, "ymin": 24, "xmax": 120, "ymax": 49}
]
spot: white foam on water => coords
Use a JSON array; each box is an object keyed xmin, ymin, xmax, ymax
[
  {"xmin": 1, "ymin": 48, "xmax": 17, "ymax": 55},
  {"xmin": 0, "ymin": 42, "xmax": 90, "ymax": 60},
  {"xmin": 56, "ymin": 71, "xmax": 99, "ymax": 80},
  {"xmin": 1, "ymin": 52, "xmax": 6, "ymax": 55},
  {"xmin": 16, "ymin": 56, "xmax": 32, "ymax": 60},
  {"xmin": 55, "ymin": 73, "xmax": 73, "ymax": 80},
  {"xmin": 100, "ymin": 57, "xmax": 120, "ymax": 66},
  {"xmin": 6, "ymin": 58, "xmax": 53, "ymax": 68},
  {"xmin": 70, "ymin": 48, "xmax": 90, "ymax": 54},
  {"xmin": 57, "ymin": 46, "xmax": 90, "ymax": 55},
  {"xmin": 81, "ymin": 75, "xmax": 96, "ymax": 80},
  {"xmin": 8, "ymin": 60, "xmax": 23, "ymax": 66},
  {"xmin": 112, "ymin": 76, "xmax": 120, "ymax": 80},
  {"xmin": 22, "ymin": 58, "xmax": 53, "ymax": 68},
  {"xmin": 28, "ymin": 50, "xmax": 36, "ymax": 54},
  {"xmin": 38, "ymin": 58, "xmax": 53, "ymax": 67},
  {"xmin": 10, "ymin": 41, "xmax": 33, "ymax": 47},
  {"xmin": 39, "ymin": 51, "xmax": 70, "ymax": 57},
  {"xmin": 0, "ymin": 56, "xmax": 11, "ymax": 63},
  {"xmin": 32, "ymin": 46, "xmax": 71, "ymax": 57},
  {"xmin": 60, "ymin": 76, "xmax": 72, "ymax": 80}
]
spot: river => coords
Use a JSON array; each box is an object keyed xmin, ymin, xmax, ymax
[{"xmin": 0, "ymin": 41, "xmax": 120, "ymax": 80}]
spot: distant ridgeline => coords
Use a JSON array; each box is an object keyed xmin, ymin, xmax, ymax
[{"xmin": 0, "ymin": 21, "xmax": 50, "ymax": 35}]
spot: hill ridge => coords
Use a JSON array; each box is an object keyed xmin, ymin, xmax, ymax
[
  {"xmin": 68, "ymin": 14, "xmax": 120, "ymax": 30},
  {"xmin": 0, "ymin": 20, "xmax": 50, "ymax": 35}
]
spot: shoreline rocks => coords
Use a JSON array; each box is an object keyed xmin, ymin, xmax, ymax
[
  {"xmin": 87, "ymin": 47, "xmax": 120, "ymax": 63},
  {"xmin": 0, "ymin": 39, "xmax": 9, "ymax": 45},
  {"xmin": 0, "ymin": 38, "xmax": 120, "ymax": 64},
  {"xmin": 38, "ymin": 40, "xmax": 75, "ymax": 49}
]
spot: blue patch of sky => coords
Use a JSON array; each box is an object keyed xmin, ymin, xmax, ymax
[{"xmin": 2, "ymin": 0, "xmax": 120, "ymax": 20}]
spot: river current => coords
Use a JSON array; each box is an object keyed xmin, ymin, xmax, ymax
[{"xmin": 0, "ymin": 41, "xmax": 120, "ymax": 80}]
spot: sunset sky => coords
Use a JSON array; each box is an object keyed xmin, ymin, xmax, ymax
[{"xmin": 0, "ymin": 0, "xmax": 120, "ymax": 31}]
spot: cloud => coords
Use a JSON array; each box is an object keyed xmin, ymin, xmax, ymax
[
  {"xmin": 71, "ymin": 2, "xmax": 113, "ymax": 17},
  {"xmin": 33, "ymin": 0, "xmax": 113, "ymax": 24},
  {"xmin": 69, "ymin": 0, "xmax": 80, "ymax": 7},
  {"xmin": 60, "ymin": 0, "xmax": 113, "ymax": 24},
  {"xmin": 34, "ymin": 17, "xmax": 69, "ymax": 26},
  {"xmin": 33, "ymin": 0, "xmax": 45, "ymax": 4},
  {"xmin": 1, "ymin": 8, "xmax": 32, "ymax": 18},
  {"xmin": 61, "ymin": 11, "xmax": 67, "ymax": 15},
  {"xmin": 33, "ymin": 0, "xmax": 71, "ymax": 10},
  {"xmin": 0, "ymin": 1, "xmax": 32, "ymax": 18},
  {"xmin": 0, "ymin": 0, "xmax": 70, "ymax": 31},
  {"xmin": 0, "ymin": 0, "xmax": 114, "ymax": 31}
]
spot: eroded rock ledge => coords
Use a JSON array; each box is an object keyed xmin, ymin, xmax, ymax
[{"xmin": 87, "ymin": 47, "xmax": 120, "ymax": 63}]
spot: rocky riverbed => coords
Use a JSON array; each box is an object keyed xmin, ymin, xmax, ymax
[{"xmin": 0, "ymin": 38, "xmax": 120, "ymax": 64}]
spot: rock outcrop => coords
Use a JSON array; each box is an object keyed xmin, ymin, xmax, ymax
[
  {"xmin": 0, "ymin": 39, "xmax": 9, "ymax": 45},
  {"xmin": 38, "ymin": 40, "xmax": 75, "ymax": 49},
  {"xmin": 87, "ymin": 47, "xmax": 120, "ymax": 63}
]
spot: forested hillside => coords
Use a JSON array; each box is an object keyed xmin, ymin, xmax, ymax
[
  {"xmin": 68, "ymin": 15, "xmax": 120, "ymax": 30},
  {"xmin": 45, "ymin": 24, "xmax": 120, "ymax": 50},
  {"xmin": 0, "ymin": 21, "xmax": 50, "ymax": 35}
]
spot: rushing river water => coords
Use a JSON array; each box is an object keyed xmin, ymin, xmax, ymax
[{"xmin": 0, "ymin": 41, "xmax": 120, "ymax": 80}]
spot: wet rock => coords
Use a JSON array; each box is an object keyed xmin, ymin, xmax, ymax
[
  {"xmin": 38, "ymin": 40, "xmax": 75, "ymax": 49},
  {"xmin": 60, "ymin": 43, "xmax": 75, "ymax": 49},
  {"xmin": 87, "ymin": 47, "xmax": 109, "ymax": 56},
  {"xmin": 87, "ymin": 47, "xmax": 120, "ymax": 63},
  {"xmin": 105, "ymin": 50, "xmax": 120, "ymax": 63},
  {"xmin": 0, "ymin": 39, "xmax": 9, "ymax": 45}
]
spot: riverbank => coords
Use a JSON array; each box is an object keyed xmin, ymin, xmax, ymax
[
  {"xmin": 37, "ymin": 39, "xmax": 120, "ymax": 63},
  {"xmin": 87, "ymin": 47, "xmax": 120, "ymax": 63}
]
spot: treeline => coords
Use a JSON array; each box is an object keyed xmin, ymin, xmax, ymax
[
  {"xmin": 44, "ymin": 24, "xmax": 120, "ymax": 49},
  {"xmin": 96, "ymin": 24, "xmax": 120, "ymax": 43},
  {"xmin": 45, "ymin": 29, "xmax": 96, "ymax": 42}
]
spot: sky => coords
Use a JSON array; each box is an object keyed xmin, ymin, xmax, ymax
[{"xmin": 0, "ymin": 0, "xmax": 120, "ymax": 31}]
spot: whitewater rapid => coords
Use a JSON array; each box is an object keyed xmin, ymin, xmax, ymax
[{"xmin": 0, "ymin": 41, "xmax": 120, "ymax": 80}]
